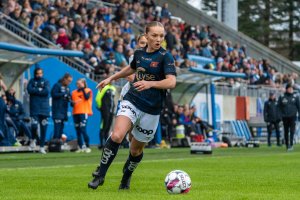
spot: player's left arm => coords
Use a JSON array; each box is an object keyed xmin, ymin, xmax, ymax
[
  {"xmin": 134, "ymin": 52, "xmax": 176, "ymax": 92},
  {"xmin": 133, "ymin": 75, "xmax": 176, "ymax": 91}
]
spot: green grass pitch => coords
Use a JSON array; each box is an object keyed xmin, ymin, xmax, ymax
[{"xmin": 1, "ymin": 146, "xmax": 300, "ymax": 200}]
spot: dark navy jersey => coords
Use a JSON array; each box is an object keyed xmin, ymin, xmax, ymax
[{"xmin": 124, "ymin": 47, "xmax": 176, "ymax": 115}]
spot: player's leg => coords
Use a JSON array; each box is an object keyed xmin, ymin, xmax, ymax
[
  {"xmin": 88, "ymin": 115, "xmax": 132, "ymax": 189},
  {"xmin": 119, "ymin": 112, "xmax": 160, "ymax": 190},
  {"xmin": 282, "ymin": 118, "xmax": 290, "ymax": 149},
  {"xmin": 73, "ymin": 114, "xmax": 83, "ymax": 150},
  {"xmin": 119, "ymin": 137, "xmax": 145, "ymax": 190},
  {"xmin": 80, "ymin": 114, "xmax": 90, "ymax": 149},
  {"xmin": 274, "ymin": 122, "xmax": 281, "ymax": 146},
  {"xmin": 19, "ymin": 120, "xmax": 32, "ymax": 140},
  {"xmin": 53, "ymin": 119, "xmax": 61, "ymax": 139},
  {"xmin": 31, "ymin": 116, "xmax": 38, "ymax": 141},
  {"xmin": 60, "ymin": 120, "xmax": 65, "ymax": 138},
  {"xmin": 289, "ymin": 119, "xmax": 296, "ymax": 150},
  {"xmin": 39, "ymin": 116, "xmax": 48, "ymax": 154},
  {"xmin": 266, "ymin": 122, "xmax": 272, "ymax": 146}
]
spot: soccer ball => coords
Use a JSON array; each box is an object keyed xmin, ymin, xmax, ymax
[
  {"xmin": 164, "ymin": 170, "xmax": 191, "ymax": 194},
  {"xmin": 61, "ymin": 134, "xmax": 67, "ymax": 142}
]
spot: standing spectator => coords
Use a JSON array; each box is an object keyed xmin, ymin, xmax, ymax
[
  {"xmin": 71, "ymin": 78, "xmax": 93, "ymax": 153},
  {"xmin": 27, "ymin": 68, "xmax": 50, "ymax": 154},
  {"xmin": 278, "ymin": 84, "xmax": 300, "ymax": 151},
  {"xmin": 51, "ymin": 73, "xmax": 72, "ymax": 140},
  {"xmin": 95, "ymin": 84, "xmax": 116, "ymax": 149},
  {"xmin": 263, "ymin": 92, "xmax": 281, "ymax": 147}
]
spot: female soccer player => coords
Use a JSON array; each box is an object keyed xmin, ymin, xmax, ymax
[
  {"xmin": 88, "ymin": 21, "xmax": 176, "ymax": 190},
  {"xmin": 71, "ymin": 78, "xmax": 93, "ymax": 153}
]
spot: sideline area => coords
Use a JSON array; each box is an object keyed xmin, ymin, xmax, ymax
[{"xmin": 1, "ymin": 146, "xmax": 300, "ymax": 200}]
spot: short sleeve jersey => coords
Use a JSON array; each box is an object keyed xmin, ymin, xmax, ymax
[{"xmin": 123, "ymin": 47, "xmax": 176, "ymax": 115}]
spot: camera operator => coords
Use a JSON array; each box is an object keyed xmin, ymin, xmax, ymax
[{"xmin": 51, "ymin": 73, "xmax": 73, "ymax": 140}]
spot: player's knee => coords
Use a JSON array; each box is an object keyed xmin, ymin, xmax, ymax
[
  {"xmin": 110, "ymin": 132, "xmax": 123, "ymax": 143},
  {"xmin": 130, "ymin": 148, "xmax": 143, "ymax": 157}
]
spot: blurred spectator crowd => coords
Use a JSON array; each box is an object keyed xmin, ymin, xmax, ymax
[{"xmin": 1, "ymin": 0, "xmax": 298, "ymax": 89}]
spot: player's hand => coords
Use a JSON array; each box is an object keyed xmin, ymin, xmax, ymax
[
  {"xmin": 96, "ymin": 78, "xmax": 112, "ymax": 89},
  {"xmin": 133, "ymin": 81, "xmax": 152, "ymax": 92}
]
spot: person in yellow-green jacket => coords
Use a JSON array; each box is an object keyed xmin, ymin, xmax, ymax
[{"xmin": 95, "ymin": 84, "xmax": 116, "ymax": 149}]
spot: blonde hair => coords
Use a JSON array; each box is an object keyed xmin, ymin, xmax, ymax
[
  {"xmin": 137, "ymin": 34, "xmax": 146, "ymax": 42},
  {"xmin": 77, "ymin": 78, "xmax": 87, "ymax": 88}
]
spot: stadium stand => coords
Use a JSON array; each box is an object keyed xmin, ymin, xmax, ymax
[
  {"xmin": 0, "ymin": 0, "xmax": 299, "ymax": 151},
  {"xmin": 1, "ymin": 0, "xmax": 298, "ymax": 89}
]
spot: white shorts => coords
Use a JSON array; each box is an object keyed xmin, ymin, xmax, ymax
[{"xmin": 117, "ymin": 100, "xmax": 160, "ymax": 143}]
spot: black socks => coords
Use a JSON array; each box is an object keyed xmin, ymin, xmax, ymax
[
  {"xmin": 121, "ymin": 152, "xmax": 144, "ymax": 181},
  {"xmin": 98, "ymin": 137, "xmax": 120, "ymax": 177}
]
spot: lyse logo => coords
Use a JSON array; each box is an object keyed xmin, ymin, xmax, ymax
[
  {"xmin": 150, "ymin": 62, "xmax": 159, "ymax": 68},
  {"xmin": 136, "ymin": 125, "xmax": 153, "ymax": 135},
  {"xmin": 101, "ymin": 148, "xmax": 115, "ymax": 164}
]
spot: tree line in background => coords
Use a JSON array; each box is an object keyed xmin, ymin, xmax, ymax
[{"xmin": 201, "ymin": 0, "xmax": 300, "ymax": 60}]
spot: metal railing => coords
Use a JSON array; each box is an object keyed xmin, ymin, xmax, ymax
[
  {"xmin": 214, "ymin": 82, "xmax": 283, "ymax": 98},
  {"xmin": 87, "ymin": 0, "xmax": 117, "ymax": 8},
  {"xmin": 0, "ymin": 12, "xmax": 95, "ymax": 80}
]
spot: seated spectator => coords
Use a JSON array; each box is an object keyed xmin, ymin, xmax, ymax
[
  {"xmin": 6, "ymin": 89, "xmax": 33, "ymax": 146},
  {"xmin": 56, "ymin": 28, "xmax": 69, "ymax": 48},
  {"xmin": 101, "ymin": 38, "xmax": 114, "ymax": 56},
  {"xmin": 18, "ymin": 10, "xmax": 31, "ymax": 27},
  {"xmin": 72, "ymin": 15, "xmax": 86, "ymax": 39},
  {"xmin": 0, "ymin": 73, "xmax": 7, "ymax": 94},
  {"xmin": 114, "ymin": 44, "xmax": 128, "ymax": 67},
  {"xmin": 0, "ymin": 94, "xmax": 19, "ymax": 146},
  {"xmin": 161, "ymin": 3, "xmax": 171, "ymax": 18},
  {"xmin": 200, "ymin": 38, "xmax": 213, "ymax": 58}
]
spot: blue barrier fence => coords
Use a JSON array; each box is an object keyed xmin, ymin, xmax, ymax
[
  {"xmin": 0, "ymin": 42, "xmax": 84, "ymax": 57},
  {"xmin": 224, "ymin": 120, "xmax": 252, "ymax": 141},
  {"xmin": 187, "ymin": 54, "xmax": 215, "ymax": 67}
]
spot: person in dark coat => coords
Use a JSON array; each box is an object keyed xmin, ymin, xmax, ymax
[
  {"xmin": 0, "ymin": 96, "xmax": 7, "ymax": 144},
  {"xmin": 263, "ymin": 92, "xmax": 281, "ymax": 146},
  {"xmin": 27, "ymin": 67, "xmax": 50, "ymax": 154},
  {"xmin": 278, "ymin": 83, "xmax": 300, "ymax": 151},
  {"xmin": 51, "ymin": 73, "xmax": 73, "ymax": 140},
  {"xmin": 6, "ymin": 89, "xmax": 32, "ymax": 144}
]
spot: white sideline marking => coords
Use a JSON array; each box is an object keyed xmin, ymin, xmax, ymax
[
  {"xmin": 0, "ymin": 157, "xmax": 190, "ymax": 171},
  {"xmin": 0, "ymin": 151, "xmax": 296, "ymax": 171}
]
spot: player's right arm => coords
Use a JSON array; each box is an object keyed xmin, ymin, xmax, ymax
[{"xmin": 97, "ymin": 65, "xmax": 135, "ymax": 89}]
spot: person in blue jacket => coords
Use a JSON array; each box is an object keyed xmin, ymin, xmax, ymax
[
  {"xmin": 27, "ymin": 67, "xmax": 50, "ymax": 154},
  {"xmin": 51, "ymin": 73, "xmax": 73, "ymax": 140},
  {"xmin": 6, "ymin": 89, "xmax": 33, "ymax": 146},
  {"xmin": 0, "ymin": 96, "xmax": 8, "ymax": 144}
]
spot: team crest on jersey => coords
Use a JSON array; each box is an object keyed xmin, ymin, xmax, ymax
[{"xmin": 150, "ymin": 62, "xmax": 159, "ymax": 68}]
